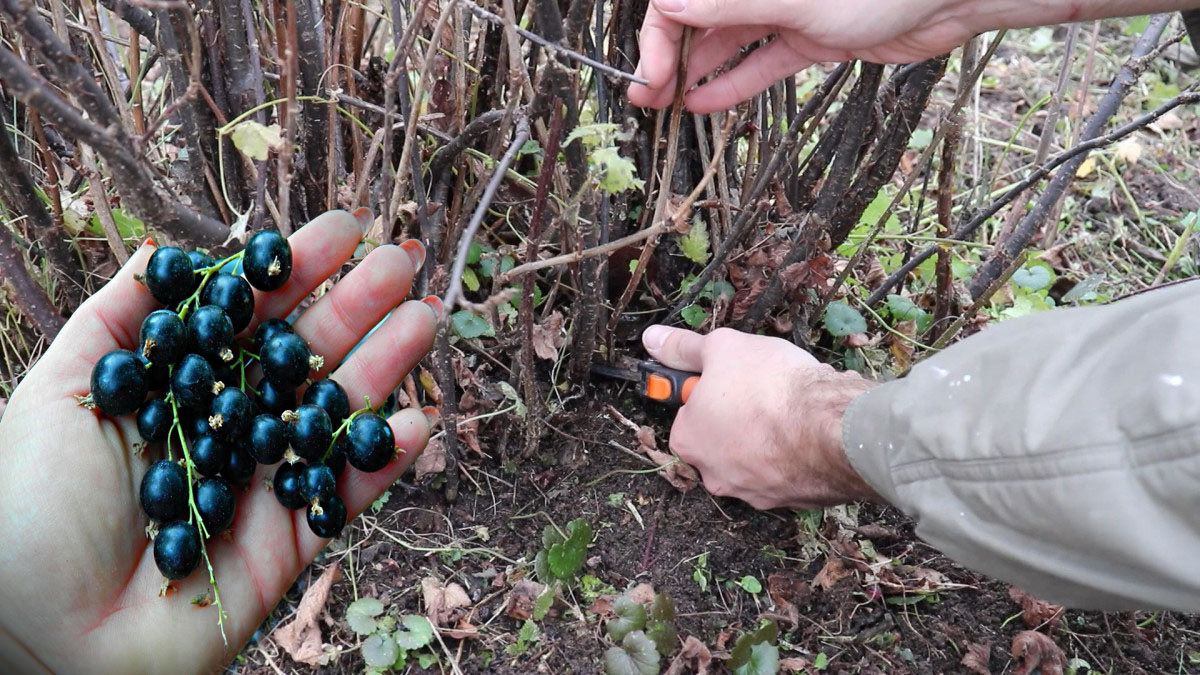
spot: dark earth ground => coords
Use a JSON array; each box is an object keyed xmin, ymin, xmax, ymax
[{"xmin": 235, "ymin": 383, "xmax": 1200, "ymax": 674}]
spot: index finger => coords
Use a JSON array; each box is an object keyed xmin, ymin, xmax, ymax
[{"xmin": 628, "ymin": 7, "xmax": 685, "ymax": 109}]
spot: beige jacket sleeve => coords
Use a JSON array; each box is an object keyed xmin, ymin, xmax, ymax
[{"xmin": 843, "ymin": 280, "xmax": 1200, "ymax": 611}]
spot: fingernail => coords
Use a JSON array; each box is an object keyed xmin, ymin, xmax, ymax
[
  {"xmin": 400, "ymin": 239, "xmax": 426, "ymax": 271},
  {"xmin": 421, "ymin": 405, "xmax": 440, "ymax": 428},
  {"xmin": 642, "ymin": 325, "xmax": 672, "ymax": 352},
  {"xmin": 142, "ymin": 236, "xmax": 156, "ymax": 248},
  {"xmin": 654, "ymin": 0, "xmax": 686, "ymax": 12},
  {"xmin": 352, "ymin": 207, "xmax": 373, "ymax": 234},
  {"xmin": 421, "ymin": 295, "xmax": 444, "ymax": 320}
]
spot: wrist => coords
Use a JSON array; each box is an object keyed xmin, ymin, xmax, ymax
[{"xmin": 823, "ymin": 373, "xmax": 883, "ymax": 504}]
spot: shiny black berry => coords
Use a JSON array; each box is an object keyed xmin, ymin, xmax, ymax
[
  {"xmin": 154, "ymin": 520, "xmax": 201, "ymax": 580},
  {"xmin": 144, "ymin": 246, "xmax": 196, "ymax": 307},
  {"xmin": 299, "ymin": 463, "xmax": 337, "ymax": 504},
  {"xmin": 139, "ymin": 460, "xmax": 188, "ymax": 522},
  {"xmin": 256, "ymin": 378, "xmax": 296, "ymax": 415},
  {"xmin": 306, "ymin": 494, "xmax": 347, "ymax": 539},
  {"xmin": 248, "ymin": 414, "xmax": 287, "ymax": 464},
  {"xmin": 188, "ymin": 250, "xmax": 216, "ymax": 273},
  {"xmin": 325, "ymin": 435, "xmax": 349, "ymax": 479},
  {"xmin": 139, "ymin": 354, "xmax": 170, "ymax": 392},
  {"xmin": 346, "ymin": 413, "xmax": 395, "ymax": 472},
  {"xmin": 187, "ymin": 306, "xmax": 236, "ymax": 364},
  {"xmin": 303, "ymin": 379, "xmax": 350, "ymax": 427},
  {"xmin": 171, "ymin": 354, "xmax": 216, "ymax": 410},
  {"xmin": 190, "ymin": 434, "xmax": 229, "ymax": 477},
  {"xmin": 222, "ymin": 446, "xmax": 257, "ymax": 487},
  {"xmin": 201, "ymin": 274, "xmax": 255, "ymax": 334},
  {"xmin": 184, "ymin": 411, "xmax": 212, "ymax": 440},
  {"xmin": 261, "ymin": 333, "xmax": 314, "ymax": 389},
  {"xmin": 195, "ymin": 477, "xmax": 236, "ymax": 536},
  {"xmin": 287, "ymin": 404, "xmax": 332, "ymax": 461},
  {"xmin": 89, "ymin": 350, "xmax": 149, "ymax": 417},
  {"xmin": 254, "ymin": 318, "xmax": 294, "ymax": 355},
  {"xmin": 243, "ymin": 230, "xmax": 293, "ymax": 292},
  {"xmin": 212, "ymin": 359, "xmax": 239, "ymax": 389},
  {"xmin": 139, "ymin": 310, "xmax": 186, "ymax": 366},
  {"xmin": 209, "ymin": 387, "xmax": 253, "ymax": 439},
  {"xmin": 273, "ymin": 462, "xmax": 308, "ymax": 510},
  {"xmin": 137, "ymin": 398, "xmax": 174, "ymax": 443}
]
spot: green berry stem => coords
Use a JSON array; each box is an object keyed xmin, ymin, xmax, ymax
[
  {"xmin": 176, "ymin": 251, "xmax": 246, "ymax": 321},
  {"xmin": 166, "ymin": 381, "xmax": 228, "ymax": 644},
  {"xmin": 320, "ymin": 397, "xmax": 377, "ymax": 462}
]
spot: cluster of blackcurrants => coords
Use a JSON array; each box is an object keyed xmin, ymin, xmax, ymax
[{"xmin": 84, "ymin": 231, "xmax": 400, "ymax": 586}]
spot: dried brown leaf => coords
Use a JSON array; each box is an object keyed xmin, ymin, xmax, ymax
[
  {"xmin": 272, "ymin": 564, "xmax": 340, "ymax": 666},
  {"xmin": 890, "ymin": 321, "xmax": 916, "ymax": 372},
  {"xmin": 813, "ymin": 557, "xmax": 854, "ymax": 591},
  {"xmin": 627, "ymin": 583, "xmax": 657, "ymax": 605},
  {"xmin": 413, "ymin": 438, "xmax": 447, "ymax": 481},
  {"xmin": 636, "ymin": 426, "xmax": 657, "ymax": 452},
  {"xmin": 645, "ymin": 447, "xmax": 699, "ymax": 493},
  {"xmin": 1011, "ymin": 631, "xmax": 1066, "ymax": 675},
  {"xmin": 780, "ymin": 657, "xmax": 811, "ymax": 672},
  {"xmin": 961, "ymin": 641, "xmax": 992, "ymax": 675},
  {"xmin": 422, "ymin": 576, "xmax": 472, "ymax": 628},
  {"xmin": 1008, "ymin": 587, "xmax": 1064, "ymax": 628},
  {"xmin": 665, "ymin": 636, "xmax": 713, "ymax": 675},
  {"xmin": 504, "ymin": 579, "xmax": 546, "ymax": 621},
  {"xmin": 532, "ymin": 311, "xmax": 565, "ymax": 360}
]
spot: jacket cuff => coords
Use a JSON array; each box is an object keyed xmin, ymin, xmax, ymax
[{"xmin": 841, "ymin": 380, "xmax": 904, "ymax": 508}]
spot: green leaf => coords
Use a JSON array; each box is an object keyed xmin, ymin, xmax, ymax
[
  {"xmin": 729, "ymin": 621, "xmax": 779, "ymax": 670},
  {"xmin": 417, "ymin": 651, "xmax": 438, "ymax": 669},
  {"xmin": 451, "ymin": 310, "xmax": 494, "ymax": 339},
  {"xmin": 677, "ymin": 219, "xmax": 710, "ymax": 265},
  {"xmin": 645, "ymin": 593, "xmax": 677, "ymax": 656},
  {"xmin": 566, "ymin": 123, "xmax": 624, "ymax": 149},
  {"xmin": 361, "ymin": 633, "xmax": 399, "ymax": 668},
  {"xmin": 734, "ymin": 642, "xmax": 780, "ymax": 675},
  {"xmin": 547, "ymin": 519, "xmax": 592, "ymax": 580},
  {"xmin": 607, "ymin": 596, "xmax": 648, "ymax": 642},
  {"xmin": 534, "ymin": 549, "xmax": 552, "ymax": 583},
  {"xmin": 462, "ymin": 266, "xmax": 480, "ymax": 292},
  {"xmin": 885, "ymin": 295, "xmax": 925, "ymax": 322},
  {"xmin": 606, "ymin": 492, "xmax": 625, "ymax": 508},
  {"xmin": 467, "ymin": 241, "xmax": 484, "ymax": 265},
  {"xmin": 497, "ymin": 381, "xmax": 528, "ymax": 418},
  {"xmin": 229, "ymin": 120, "xmax": 283, "ymax": 161},
  {"xmin": 533, "ymin": 584, "xmax": 556, "ymax": 621},
  {"xmin": 603, "ymin": 631, "xmax": 661, "ymax": 675},
  {"xmin": 680, "ymin": 304, "xmax": 708, "ymax": 329},
  {"xmin": 824, "ymin": 302, "xmax": 867, "ymax": 337},
  {"xmin": 393, "ymin": 615, "xmax": 434, "ymax": 650},
  {"xmin": 814, "ymin": 652, "xmax": 829, "ymax": 670},
  {"xmin": 346, "ymin": 597, "xmax": 385, "ymax": 635},
  {"xmin": 738, "ymin": 576, "xmax": 763, "ymax": 594},
  {"xmin": 370, "ymin": 490, "xmax": 391, "ymax": 514},
  {"xmin": 1012, "ymin": 264, "xmax": 1053, "ymax": 291},
  {"xmin": 480, "ymin": 651, "xmax": 495, "ymax": 668},
  {"xmin": 858, "ymin": 190, "xmax": 901, "ymax": 233},
  {"xmin": 591, "ymin": 147, "xmax": 645, "ymax": 194},
  {"xmin": 908, "ymin": 128, "xmax": 934, "ymax": 150}
]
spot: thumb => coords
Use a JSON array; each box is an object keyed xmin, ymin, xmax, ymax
[
  {"xmin": 642, "ymin": 325, "xmax": 705, "ymax": 371},
  {"xmin": 649, "ymin": 0, "xmax": 789, "ymax": 28}
]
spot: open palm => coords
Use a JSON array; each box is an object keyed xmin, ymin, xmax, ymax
[{"xmin": 0, "ymin": 210, "xmax": 438, "ymax": 673}]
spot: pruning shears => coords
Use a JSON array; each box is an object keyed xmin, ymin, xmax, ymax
[{"xmin": 590, "ymin": 357, "xmax": 700, "ymax": 406}]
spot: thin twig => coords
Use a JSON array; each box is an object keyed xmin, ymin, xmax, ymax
[{"xmin": 455, "ymin": 0, "xmax": 646, "ymax": 85}]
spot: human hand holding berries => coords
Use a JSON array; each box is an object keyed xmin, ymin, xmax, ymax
[{"xmin": 0, "ymin": 210, "xmax": 440, "ymax": 673}]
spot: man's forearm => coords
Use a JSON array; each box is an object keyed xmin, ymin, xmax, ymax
[
  {"xmin": 843, "ymin": 281, "xmax": 1200, "ymax": 611},
  {"xmin": 952, "ymin": 0, "xmax": 1200, "ymax": 34}
]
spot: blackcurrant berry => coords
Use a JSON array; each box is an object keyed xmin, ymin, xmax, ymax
[
  {"xmin": 325, "ymin": 435, "xmax": 349, "ymax": 479},
  {"xmin": 208, "ymin": 387, "xmax": 253, "ymax": 439},
  {"xmin": 89, "ymin": 350, "xmax": 149, "ymax": 417},
  {"xmin": 171, "ymin": 354, "xmax": 217, "ymax": 410},
  {"xmin": 243, "ymin": 230, "xmax": 293, "ymax": 292},
  {"xmin": 222, "ymin": 446, "xmax": 257, "ymax": 487},
  {"xmin": 139, "ymin": 310, "xmax": 186, "ymax": 366},
  {"xmin": 190, "ymin": 434, "xmax": 230, "ymax": 477},
  {"xmin": 248, "ymin": 414, "xmax": 287, "ymax": 464},
  {"xmin": 184, "ymin": 411, "xmax": 213, "ymax": 440},
  {"xmin": 273, "ymin": 462, "xmax": 308, "ymax": 510},
  {"xmin": 201, "ymin": 274, "xmax": 255, "ymax": 334},
  {"xmin": 195, "ymin": 477, "xmax": 236, "ymax": 536},
  {"xmin": 299, "ymin": 463, "xmax": 337, "ymax": 505},
  {"xmin": 138, "ymin": 354, "xmax": 170, "ymax": 392},
  {"xmin": 188, "ymin": 250, "xmax": 216, "ymax": 273},
  {"xmin": 346, "ymin": 413, "xmax": 395, "ymax": 472},
  {"xmin": 253, "ymin": 318, "xmax": 294, "ymax": 356},
  {"xmin": 187, "ymin": 306, "xmax": 236, "ymax": 364},
  {"xmin": 144, "ymin": 246, "xmax": 196, "ymax": 307},
  {"xmin": 212, "ymin": 359, "xmax": 239, "ymax": 389},
  {"xmin": 306, "ymin": 494, "xmax": 347, "ymax": 539},
  {"xmin": 139, "ymin": 460, "xmax": 188, "ymax": 522},
  {"xmin": 286, "ymin": 404, "xmax": 332, "ymax": 461},
  {"xmin": 256, "ymin": 378, "xmax": 297, "ymax": 416},
  {"xmin": 261, "ymin": 333, "xmax": 316, "ymax": 389},
  {"xmin": 137, "ymin": 398, "xmax": 174, "ymax": 443},
  {"xmin": 154, "ymin": 520, "xmax": 201, "ymax": 580},
  {"xmin": 303, "ymin": 379, "xmax": 350, "ymax": 427}
]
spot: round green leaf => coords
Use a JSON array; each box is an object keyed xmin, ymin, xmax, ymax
[
  {"xmin": 607, "ymin": 596, "xmax": 648, "ymax": 642},
  {"xmin": 451, "ymin": 310, "xmax": 494, "ymax": 339},
  {"xmin": 346, "ymin": 597, "xmax": 385, "ymax": 636},
  {"xmin": 738, "ymin": 576, "xmax": 763, "ymax": 594},
  {"xmin": 362, "ymin": 634, "xmax": 399, "ymax": 668},
  {"xmin": 393, "ymin": 615, "xmax": 434, "ymax": 650},
  {"xmin": 824, "ymin": 302, "xmax": 868, "ymax": 337},
  {"xmin": 1012, "ymin": 265, "xmax": 1053, "ymax": 291}
]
